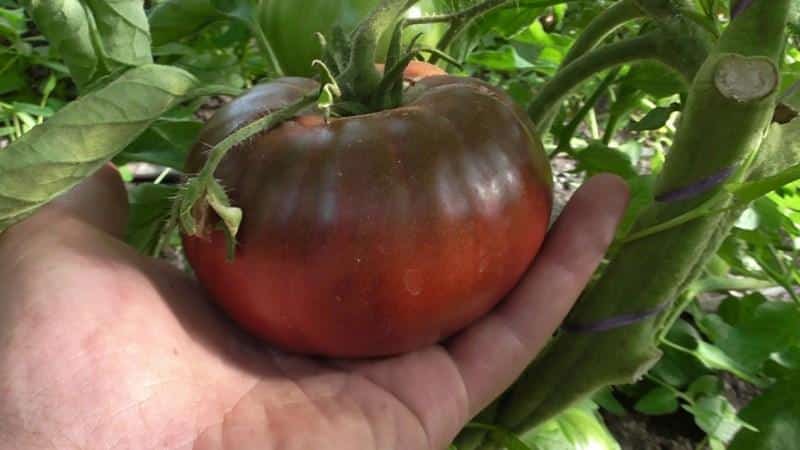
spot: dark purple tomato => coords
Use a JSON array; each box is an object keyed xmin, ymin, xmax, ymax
[{"xmin": 183, "ymin": 63, "xmax": 553, "ymax": 358}]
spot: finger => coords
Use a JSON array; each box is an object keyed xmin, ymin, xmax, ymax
[
  {"xmin": 6, "ymin": 164, "xmax": 129, "ymax": 240},
  {"xmin": 447, "ymin": 173, "xmax": 630, "ymax": 416}
]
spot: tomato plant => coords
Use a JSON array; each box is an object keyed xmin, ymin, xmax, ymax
[{"xmin": 181, "ymin": 64, "xmax": 552, "ymax": 357}]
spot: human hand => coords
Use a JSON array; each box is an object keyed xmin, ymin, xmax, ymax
[{"xmin": 0, "ymin": 166, "xmax": 628, "ymax": 450}]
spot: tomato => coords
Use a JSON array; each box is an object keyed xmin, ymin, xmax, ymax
[
  {"xmin": 182, "ymin": 63, "xmax": 553, "ymax": 357},
  {"xmin": 260, "ymin": 0, "xmax": 445, "ymax": 76}
]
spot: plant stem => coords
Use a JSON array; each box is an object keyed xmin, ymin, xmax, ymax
[
  {"xmin": 562, "ymin": 0, "xmax": 645, "ymax": 67},
  {"xmin": 555, "ymin": 68, "xmax": 620, "ymax": 156},
  {"xmin": 530, "ymin": 17, "xmax": 711, "ymax": 132},
  {"xmin": 753, "ymin": 247, "xmax": 800, "ymax": 305},
  {"xmin": 534, "ymin": 0, "xmax": 646, "ymax": 133},
  {"xmin": 528, "ymin": 33, "xmax": 661, "ymax": 127},
  {"xmin": 404, "ymin": 0, "xmax": 511, "ymax": 25},
  {"xmin": 249, "ymin": 22, "xmax": 285, "ymax": 77},
  {"xmin": 496, "ymin": 0, "xmax": 791, "ymax": 433},
  {"xmin": 415, "ymin": 0, "xmax": 576, "ymax": 64},
  {"xmin": 689, "ymin": 275, "xmax": 776, "ymax": 295},
  {"xmin": 678, "ymin": 7, "xmax": 720, "ymax": 38},
  {"xmin": 198, "ymin": 93, "xmax": 318, "ymax": 182},
  {"xmin": 645, "ymin": 373, "xmax": 693, "ymax": 403}
]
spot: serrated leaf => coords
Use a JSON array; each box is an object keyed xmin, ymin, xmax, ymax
[{"xmin": 0, "ymin": 64, "xmax": 198, "ymax": 232}]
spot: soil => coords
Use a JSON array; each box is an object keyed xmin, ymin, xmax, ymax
[
  {"xmin": 603, "ymin": 409, "xmax": 701, "ymax": 450},
  {"xmin": 550, "ymin": 155, "xmax": 584, "ymax": 219}
]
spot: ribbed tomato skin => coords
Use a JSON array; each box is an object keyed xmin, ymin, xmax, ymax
[{"xmin": 183, "ymin": 72, "xmax": 553, "ymax": 358}]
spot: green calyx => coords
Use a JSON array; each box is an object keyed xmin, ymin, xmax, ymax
[{"xmin": 320, "ymin": 0, "xmax": 424, "ymax": 115}]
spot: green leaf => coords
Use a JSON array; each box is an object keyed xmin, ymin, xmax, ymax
[
  {"xmin": 0, "ymin": 56, "xmax": 26, "ymax": 95},
  {"xmin": 467, "ymin": 45, "xmax": 534, "ymax": 71},
  {"xmin": 148, "ymin": 0, "xmax": 221, "ymax": 46},
  {"xmin": 621, "ymin": 62, "xmax": 687, "ymax": 99},
  {"xmin": 697, "ymin": 300, "xmax": 800, "ymax": 376},
  {"xmin": 685, "ymin": 395, "xmax": 747, "ymax": 443},
  {"xmin": 520, "ymin": 401, "xmax": 621, "ymax": 450},
  {"xmin": 25, "ymin": 0, "xmax": 152, "ymax": 91},
  {"xmin": 83, "ymin": 0, "xmax": 152, "ymax": 68},
  {"xmin": 24, "ymin": 0, "xmax": 98, "ymax": 89},
  {"xmin": 767, "ymin": 345, "xmax": 800, "ymax": 375},
  {"xmin": 739, "ymin": 119, "xmax": 800, "ymax": 200},
  {"xmin": 115, "ymin": 118, "xmax": 203, "ymax": 169},
  {"xmin": 0, "ymin": 7, "xmax": 25, "ymax": 38},
  {"xmin": 126, "ymin": 183, "xmax": 179, "ymax": 254},
  {"xmin": 687, "ymin": 375, "xmax": 723, "ymax": 400},
  {"xmin": 629, "ymin": 105, "xmax": 677, "ymax": 131},
  {"xmin": 177, "ymin": 51, "xmax": 245, "ymax": 88},
  {"xmin": 465, "ymin": 423, "xmax": 531, "ymax": 450},
  {"xmin": 717, "ymin": 293, "xmax": 766, "ymax": 327},
  {"xmin": 634, "ymin": 386, "xmax": 680, "ymax": 415},
  {"xmin": 10, "ymin": 102, "xmax": 53, "ymax": 117},
  {"xmin": 470, "ymin": 2, "xmax": 547, "ymax": 39},
  {"xmin": 730, "ymin": 376, "xmax": 800, "ymax": 450},
  {"xmin": 574, "ymin": 142, "xmax": 638, "ymax": 179},
  {"xmin": 593, "ymin": 387, "xmax": 627, "ymax": 416},
  {"xmin": 0, "ymin": 64, "xmax": 198, "ymax": 232},
  {"xmin": 650, "ymin": 347, "xmax": 709, "ymax": 388},
  {"xmin": 693, "ymin": 341, "xmax": 764, "ymax": 385}
]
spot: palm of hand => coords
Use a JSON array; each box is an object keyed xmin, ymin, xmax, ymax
[{"xmin": 0, "ymin": 168, "xmax": 627, "ymax": 450}]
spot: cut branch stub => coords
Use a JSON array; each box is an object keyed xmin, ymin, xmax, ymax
[{"xmin": 714, "ymin": 54, "xmax": 779, "ymax": 103}]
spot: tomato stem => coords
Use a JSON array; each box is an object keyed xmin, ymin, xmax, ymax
[
  {"xmin": 529, "ymin": 19, "xmax": 712, "ymax": 133},
  {"xmin": 528, "ymin": 33, "xmax": 662, "ymax": 128},
  {"xmin": 553, "ymin": 68, "xmax": 620, "ymax": 157},
  {"xmin": 494, "ymin": 0, "xmax": 791, "ymax": 434},
  {"xmin": 533, "ymin": 0, "xmax": 648, "ymax": 133},
  {"xmin": 561, "ymin": 0, "xmax": 646, "ymax": 68},
  {"xmin": 248, "ymin": 21, "xmax": 286, "ymax": 78},
  {"xmin": 198, "ymin": 94, "xmax": 319, "ymax": 183}
]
